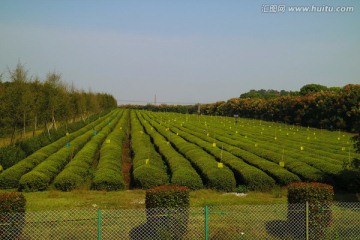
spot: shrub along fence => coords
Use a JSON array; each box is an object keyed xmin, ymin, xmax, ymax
[{"xmin": 1, "ymin": 203, "xmax": 359, "ymax": 239}]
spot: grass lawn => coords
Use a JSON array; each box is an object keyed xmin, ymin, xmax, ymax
[
  {"xmin": 1, "ymin": 188, "xmax": 359, "ymax": 239},
  {"xmin": 1, "ymin": 187, "xmax": 358, "ymax": 212},
  {"xmin": 0, "ymin": 188, "xmax": 288, "ymax": 212}
]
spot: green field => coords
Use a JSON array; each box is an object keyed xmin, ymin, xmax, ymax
[
  {"xmin": 0, "ymin": 109, "xmax": 359, "ymax": 200},
  {"xmin": 0, "ymin": 108, "xmax": 359, "ymax": 239}
]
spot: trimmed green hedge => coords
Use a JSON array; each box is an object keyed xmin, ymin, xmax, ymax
[
  {"xmin": 145, "ymin": 112, "xmax": 275, "ymax": 191},
  {"xmin": 181, "ymin": 117, "xmax": 343, "ymax": 183},
  {"xmin": 145, "ymin": 185, "xmax": 190, "ymax": 208},
  {"xmin": 171, "ymin": 169, "xmax": 203, "ymax": 190},
  {"xmin": 200, "ymin": 120, "xmax": 343, "ymax": 180},
  {"xmin": 53, "ymin": 112, "xmax": 121, "ymax": 191},
  {"xmin": 182, "ymin": 121, "xmax": 326, "ymax": 182},
  {"xmin": 17, "ymin": 111, "xmax": 119, "ymax": 192},
  {"xmin": 287, "ymin": 182, "xmax": 334, "ymax": 203},
  {"xmin": 91, "ymin": 169, "xmax": 125, "ymax": 191},
  {"xmin": 131, "ymin": 111, "xmax": 169, "ymax": 189},
  {"xmin": 53, "ymin": 112, "xmax": 122, "ymax": 191},
  {"xmin": 0, "ymin": 192, "xmax": 26, "ymax": 213},
  {"xmin": 0, "ymin": 192, "xmax": 26, "ymax": 239},
  {"xmin": 133, "ymin": 165, "xmax": 169, "ymax": 189},
  {"xmin": 137, "ymin": 112, "xmax": 203, "ymax": 190},
  {"xmin": 91, "ymin": 110, "xmax": 129, "ymax": 191},
  {"xmin": 287, "ymin": 182, "xmax": 334, "ymax": 239},
  {"xmin": 0, "ymin": 110, "xmax": 111, "ymax": 170},
  {"xmin": 0, "ymin": 110, "xmax": 117, "ymax": 189},
  {"xmin": 164, "ymin": 122, "xmax": 278, "ymax": 191},
  {"xmin": 131, "ymin": 185, "xmax": 189, "ymax": 239},
  {"xmin": 142, "ymin": 112, "xmax": 236, "ymax": 192},
  {"xmin": 147, "ymin": 185, "xmax": 190, "ymax": 239}
]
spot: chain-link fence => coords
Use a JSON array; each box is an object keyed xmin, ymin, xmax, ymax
[{"xmin": 1, "ymin": 202, "xmax": 359, "ymax": 239}]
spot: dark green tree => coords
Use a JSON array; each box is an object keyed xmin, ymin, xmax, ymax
[
  {"xmin": 299, "ymin": 84, "xmax": 327, "ymax": 96},
  {"xmin": 240, "ymin": 89, "xmax": 295, "ymax": 99}
]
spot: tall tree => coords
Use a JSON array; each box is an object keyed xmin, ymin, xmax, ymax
[
  {"xmin": 43, "ymin": 72, "xmax": 64, "ymax": 132},
  {"xmin": 29, "ymin": 78, "xmax": 46, "ymax": 136},
  {"xmin": 0, "ymin": 64, "xmax": 117, "ymax": 141},
  {"xmin": 7, "ymin": 63, "xmax": 31, "ymax": 142}
]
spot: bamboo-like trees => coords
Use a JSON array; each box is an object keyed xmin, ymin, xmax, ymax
[{"xmin": 0, "ymin": 63, "xmax": 117, "ymax": 141}]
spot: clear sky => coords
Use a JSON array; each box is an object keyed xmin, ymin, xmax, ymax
[{"xmin": 1, "ymin": 0, "xmax": 359, "ymax": 105}]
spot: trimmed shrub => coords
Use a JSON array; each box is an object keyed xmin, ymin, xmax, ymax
[
  {"xmin": 181, "ymin": 121, "xmax": 326, "ymax": 183},
  {"xmin": 137, "ymin": 113, "xmax": 204, "ymax": 190},
  {"xmin": 0, "ymin": 192, "xmax": 26, "ymax": 239},
  {"xmin": 171, "ymin": 169, "xmax": 203, "ymax": 190},
  {"xmin": 0, "ymin": 111, "xmax": 109, "ymax": 171},
  {"xmin": 18, "ymin": 171, "xmax": 51, "ymax": 192},
  {"xmin": 133, "ymin": 165, "xmax": 168, "ymax": 189},
  {"xmin": 91, "ymin": 169, "xmax": 126, "ymax": 191},
  {"xmin": 53, "ymin": 171, "xmax": 83, "ymax": 191},
  {"xmin": 0, "ymin": 110, "xmax": 117, "ymax": 189},
  {"xmin": 131, "ymin": 112, "xmax": 169, "ymax": 189},
  {"xmin": 0, "ymin": 192, "xmax": 26, "ymax": 213},
  {"xmin": 130, "ymin": 185, "xmax": 189, "ymax": 239},
  {"xmin": 141, "ymin": 113, "xmax": 236, "ymax": 191},
  {"xmin": 206, "ymin": 168, "xmax": 236, "ymax": 192},
  {"xmin": 287, "ymin": 182, "xmax": 334, "ymax": 239},
  {"xmin": 142, "ymin": 112, "xmax": 274, "ymax": 191},
  {"xmin": 145, "ymin": 185, "xmax": 190, "ymax": 209},
  {"xmin": 17, "ymin": 111, "xmax": 118, "ymax": 192},
  {"xmin": 53, "ymin": 112, "xmax": 123, "ymax": 192},
  {"xmin": 287, "ymin": 182, "xmax": 334, "ymax": 203},
  {"xmin": 91, "ymin": 110, "xmax": 129, "ymax": 191}
]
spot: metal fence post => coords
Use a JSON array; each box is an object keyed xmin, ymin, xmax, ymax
[
  {"xmin": 98, "ymin": 208, "xmax": 102, "ymax": 240},
  {"xmin": 205, "ymin": 205, "xmax": 209, "ymax": 240},
  {"xmin": 306, "ymin": 201, "xmax": 309, "ymax": 240}
]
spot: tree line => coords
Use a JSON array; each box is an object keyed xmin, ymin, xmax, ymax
[
  {"xmin": 201, "ymin": 84, "xmax": 359, "ymax": 132},
  {"xmin": 0, "ymin": 63, "xmax": 117, "ymax": 141},
  {"xmin": 123, "ymin": 84, "xmax": 359, "ymax": 154},
  {"xmin": 124, "ymin": 84, "xmax": 359, "ymax": 133},
  {"xmin": 239, "ymin": 84, "xmax": 342, "ymax": 99}
]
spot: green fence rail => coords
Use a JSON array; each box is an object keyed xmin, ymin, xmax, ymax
[{"xmin": 1, "ymin": 202, "xmax": 359, "ymax": 239}]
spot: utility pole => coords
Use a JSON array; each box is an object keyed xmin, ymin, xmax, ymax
[{"xmin": 154, "ymin": 94, "xmax": 157, "ymax": 105}]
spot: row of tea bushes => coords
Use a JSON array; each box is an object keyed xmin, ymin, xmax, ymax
[
  {"xmin": 227, "ymin": 132, "xmax": 343, "ymax": 178},
  {"xmin": 91, "ymin": 110, "xmax": 130, "ymax": 191},
  {"xmin": 142, "ymin": 112, "xmax": 236, "ymax": 192},
  {"xmin": 130, "ymin": 111, "xmax": 169, "ymax": 189},
  {"xmin": 236, "ymin": 127, "xmax": 347, "ymax": 165},
  {"xmin": 17, "ymin": 111, "xmax": 119, "ymax": 192},
  {"xmin": 149, "ymin": 113, "xmax": 277, "ymax": 191},
  {"xmin": 137, "ymin": 112, "xmax": 203, "ymax": 190},
  {"xmin": 154, "ymin": 112, "xmax": 355, "ymax": 189},
  {"xmin": 184, "ymin": 121, "xmax": 327, "ymax": 182},
  {"xmin": 188, "ymin": 118, "xmax": 356, "ymax": 188},
  {"xmin": 171, "ymin": 123, "xmax": 297, "ymax": 188},
  {"xmin": 197, "ymin": 116, "xmax": 352, "ymax": 166},
  {"xmin": 0, "ymin": 110, "xmax": 111, "ymax": 170},
  {"xmin": 53, "ymin": 111, "xmax": 123, "ymax": 191},
  {"xmin": 0, "ymin": 110, "xmax": 117, "ymax": 189}
]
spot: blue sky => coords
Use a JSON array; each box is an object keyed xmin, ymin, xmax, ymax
[{"xmin": 1, "ymin": 1, "xmax": 359, "ymax": 104}]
